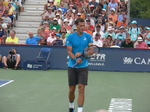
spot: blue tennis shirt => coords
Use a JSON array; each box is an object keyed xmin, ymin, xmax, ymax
[{"xmin": 66, "ymin": 32, "xmax": 93, "ymax": 68}]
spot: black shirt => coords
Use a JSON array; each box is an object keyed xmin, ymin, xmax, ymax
[{"xmin": 121, "ymin": 41, "xmax": 134, "ymax": 48}]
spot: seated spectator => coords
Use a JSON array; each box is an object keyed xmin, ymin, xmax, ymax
[
  {"xmin": 84, "ymin": 25, "xmax": 93, "ymax": 35},
  {"xmin": 61, "ymin": 31, "xmax": 66, "ymax": 46},
  {"xmin": 40, "ymin": 26, "xmax": 49, "ymax": 39},
  {"xmin": 92, "ymin": 25, "xmax": 104, "ymax": 39},
  {"xmin": 5, "ymin": 30, "xmax": 18, "ymax": 44},
  {"xmin": 128, "ymin": 20, "xmax": 140, "ymax": 42},
  {"xmin": 42, "ymin": 21, "xmax": 50, "ymax": 32},
  {"xmin": 62, "ymin": 19, "xmax": 72, "ymax": 34},
  {"xmin": 25, "ymin": 32, "xmax": 42, "ymax": 45},
  {"xmin": 43, "ymin": 7, "xmax": 55, "ymax": 20},
  {"xmin": 64, "ymin": 13, "xmax": 73, "ymax": 26},
  {"xmin": 86, "ymin": 14, "xmax": 95, "ymax": 27},
  {"xmin": 0, "ymin": 17, "xmax": 7, "ymax": 31},
  {"xmin": 120, "ymin": 36, "xmax": 134, "ymax": 48},
  {"xmin": 50, "ymin": 18, "xmax": 61, "ymax": 32},
  {"xmin": 118, "ymin": 0, "xmax": 127, "ymax": 13},
  {"xmin": 108, "ymin": 0, "xmax": 118, "ymax": 12},
  {"xmin": 47, "ymin": 32, "xmax": 56, "ymax": 45},
  {"xmin": 3, "ymin": 10, "xmax": 12, "ymax": 28},
  {"xmin": 39, "ymin": 15, "xmax": 52, "ymax": 28},
  {"xmin": 135, "ymin": 37, "xmax": 148, "ymax": 49},
  {"xmin": 144, "ymin": 27, "xmax": 150, "ymax": 47},
  {"xmin": 114, "ymin": 35, "xmax": 124, "ymax": 47},
  {"xmin": 51, "ymin": 33, "xmax": 63, "ymax": 45},
  {"xmin": 88, "ymin": 0, "xmax": 98, "ymax": 9},
  {"xmin": 0, "ymin": 1, "xmax": 6, "ymax": 17},
  {"xmin": 55, "ymin": 13, "xmax": 63, "ymax": 26},
  {"xmin": 44, "ymin": 0, "xmax": 56, "ymax": 13},
  {"xmin": 101, "ymin": 9, "xmax": 108, "ymax": 24},
  {"xmin": 103, "ymin": 34, "xmax": 114, "ymax": 47},
  {"xmin": 108, "ymin": 8, "xmax": 118, "ymax": 24},
  {"xmin": 76, "ymin": 8, "xmax": 85, "ymax": 19},
  {"xmin": 118, "ymin": 10, "xmax": 127, "ymax": 22},
  {"xmin": 7, "ymin": 2, "xmax": 15, "ymax": 22},
  {"xmin": 2, "ymin": 48, "xmax": 20, "ymax": 69},
  {"xmin": 86, "ymin": 19, "xmax": 94, "ymax": 32},
  {"xmin": 116, "ymin": 16, "xmax": 127, "ymax": 28},
  {"xmin": 115, "ymin": 26, "xmax": 126, "ymax": 40},
  {"xmin": 57, "ymin": 2, "xmax": 67, "ymax": 14},
  {"xmin": 93, "ymin": 33, "xmax": 103, "ymax": 47},
  {"xmin": 0, "ymin": 23, "xmax": 6, "ymax": 44},
  {"xmin": 104, "ymin": 26, "xmax": 116, "ymax": 41}
]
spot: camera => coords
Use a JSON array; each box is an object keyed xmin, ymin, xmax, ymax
[{"xmin": 9, "ymin": 50, "xmax": 15, "ymax": 55}]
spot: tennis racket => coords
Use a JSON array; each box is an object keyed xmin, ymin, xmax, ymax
[{"xmin": 72, "ymin": 45, "xmax": 100, "ymax": 68}]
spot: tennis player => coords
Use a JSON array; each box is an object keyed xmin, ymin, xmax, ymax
[{"xmin": 66, "ymin": 18, "xmax": 93, "ymax": 112}]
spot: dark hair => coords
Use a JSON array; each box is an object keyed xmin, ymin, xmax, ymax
[{"xmin": 75, "ymin": 18, "xmax": 84, "ymax": 25}]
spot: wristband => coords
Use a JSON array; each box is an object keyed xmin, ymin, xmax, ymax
[{"xmin": 73, "ymin": 58, "xmax": 77, "ymax": 61}]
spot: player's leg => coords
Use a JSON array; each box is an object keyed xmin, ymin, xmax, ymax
[
  {"xmin": 15, "ymin": 54, "xmax": 20, "ymax": 67},
  {"xmin": 77, "ymin": 67, "xmax": 88, "ymax": 112},
  {"xmin": 2, "ymin": 56, "xmax": 8, "ymax": 68},
  {"xmin": 68, "ymin": 67, "xmax": 78, "ymax": 112}
]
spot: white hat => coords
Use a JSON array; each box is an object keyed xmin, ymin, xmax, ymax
[
  {"xmin": 64, "ymin": 19, "xmax": 69, "ymax": 23},
  {"xmin": 110, "ymin": 8, "xmax": 115, "ymax": 11},
  {"xmin": 56, "ymin": 13, "xmax": 60, "ymax": 16},
  {"xmin": 137, "ymin": 37, "xmax": 143, "ymax": 41},
  {"xmin": 102, "ymin": 9, "xmax": 106, "ymax": 11},
  {"xmin": 57, "ymin": 8, "xmax": 62, "ymax": 11},
  {"xmin": 77, "ymin": 13, "xmax": 81, "ymax": 15},
  {"xmin": 48, "ymin": 0, "xmax": 53, "ymax": 2},
  {"xmin": 53, "ymin": 18, "xmax": 58, "ymax": 21},
  {"xmin": 52, "ymin": 27, "xmax": 56, "ymax": 30}
]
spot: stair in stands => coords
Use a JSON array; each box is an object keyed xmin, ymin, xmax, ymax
[{"xmin": 13, "ymin": 0, "xmax": 46, "ymax": 44}]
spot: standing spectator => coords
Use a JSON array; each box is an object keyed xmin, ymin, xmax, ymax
[
  {"xmin": 50, "ymin": 18, "xmax": 61, "ymax": 32},
  {"xmin": 25, "ymin": 32, "xmax": 42, "ymax": 45},
  {"xmin": 92, "ymin": 25, "xmax": 104, "ymax": 39},
  {"xmin": 5, "ymin": 30, "xmax": 18, "ymax": 44},
  {"xmin": 135, "ymin": 37, "xmax": 148, "ymax": 49},
  {"xmin": 128, "ymin": 20, "xmax": 141, "ymax": 42},
  {"xmin": 51, "ymin": 33, "xmax": 63, "ymax": 45},
  {"xmin": 93, "ymin": 33, "xmax": 103, "ymax": 47},
  {"xmin": 144, "ymin": 27, "xmax": 150, "ymax": 47},
  {"xmin": 108, "ymin": 0, "xmax": 118, "ymax": 12},
  {"xmin": 108, "ymin": 8, "xmax": 118, "ymax": 24},
  {"xmin": 0, "ymin": 23, "xmax": 6, "ymax": 44},
  {"xmin": 120, "ymin": 36, "xmax": 134, "ymax": 48}
]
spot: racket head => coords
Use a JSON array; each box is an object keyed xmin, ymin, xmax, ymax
[{"xmin": 82, "ymin": 45, "xmax": 100, "ymax": 59}]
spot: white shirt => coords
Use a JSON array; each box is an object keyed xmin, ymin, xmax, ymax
[
  {"xmin": 93, "ymin": 39, "xmax": 103, "ymax": 47},
  {"xmin": 47, "ymin": 37, "xmax": 56, "ymax": 43}
]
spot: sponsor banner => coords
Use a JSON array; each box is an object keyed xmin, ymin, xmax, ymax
[{"xmin": 1, "ymin": 45, "xmax": 150, "ymax": 72}]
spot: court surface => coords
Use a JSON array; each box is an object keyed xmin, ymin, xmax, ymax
[{"xmin": 0, "ymin": 68, "xmax": 150, "ymax": 112}]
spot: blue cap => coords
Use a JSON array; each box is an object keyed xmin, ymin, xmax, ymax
[
  {"xmin": 118, "ymin": 36, "xmax": 123, "ymax": 40},
  {"xmin": 146, "ymin": 27, "xmax": 150, "ymax": 30},
  {"xmin": 131, "ymin": 20, "xmax": 137, "ymax": 24},
  {"xmin": 56, "ymin": 33, "xmax": 61, "ymax": 37}
]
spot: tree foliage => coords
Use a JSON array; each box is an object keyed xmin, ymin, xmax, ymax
[{"xmin": 130, "ymin": 0, "xmax": 150, "ymax": 18}]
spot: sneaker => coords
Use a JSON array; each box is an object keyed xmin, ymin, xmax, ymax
[
  {"xmin": 14, "ymin": 66, "xmax": 17, "ymax": 70},
  {"xmin": 3, "ymin": 66, "xmax": 8, "ymax": 69},
  {"xmin": 69, "ymin": 108, "xmax": 75, "ymax": 112}
]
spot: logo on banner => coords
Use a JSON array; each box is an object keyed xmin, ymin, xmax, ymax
[
  {"xmin": 123, "ymin": 57, "xmax": 150, "ymax": 65},
  {"xmin": 27, "ymin": 64, "xmax": 32, "ymax": 68}
]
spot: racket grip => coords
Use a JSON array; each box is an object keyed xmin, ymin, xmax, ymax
[{"xmin": 72, "ymin": 63, "xmax": 78, "ymax": 68}]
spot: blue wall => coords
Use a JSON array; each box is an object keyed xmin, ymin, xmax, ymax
[
  {"xmin": 1, "ymin": 45, "xmax": 150, "ymax": 72},
  {"xmin": 131, "ymin": 18, "xmax": 150, "ymax": 27}
]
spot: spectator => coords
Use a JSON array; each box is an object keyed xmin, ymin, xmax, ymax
[
  {"xmin": 116, "ymin": 16, "xmax": 127, "ymax": 28},
  {"xmin": 120, "ymin": 36, "xmax": 134, "ymax": 48},
  {"xmin": 144, "ymin": 27, "xmax": 150, "ymax": 47},
  {"xmin": 115, "ymin": 26, "xmax": 126, "ymax": 40},
  {"xmin": 2, "ymin": 48, "xmax": 20, "ymax": 69},
  {"xmin": 40, "ymin": 15, "xmax": 52, "ymax": 28},
  {"xmin": 104, "ymin": 26, "xmax": 116, "ymax": 41},
  {"xmin": 47, "ymin": 32, "xmax": 56, "ymax": 45},
  {"xmin": 101, "ymin": 9, "xmax": 108, "ymax": 24},
  {"xmin": 108, "ymin": 8, "xmax": 118, "ymax": 24},
  {"xmin": 55, "ymin": 13, "xmax": 63, "ymax": 26},
  {"xmin": 5, "ymin": 30, "xmax": 18, "ymax": 44},
  {"xmin": 104, "ymin": 34, "xmax": 114, "ymax": 47},
  {"xmin": 62, "ymin": 19, "xmax": 72, "ymax": 34},
  {"xmin": 25, "ymin": 32, "xmax": 42, "ymax": 45},
  {"xmin": 93, "ymin": 33, "xmax": 103, "ymax": 47},
  {"xmin": 50, "ymin": 18, "xmax": 61, "ymax": 32},
  {"xmin": 7, "ymin": 2, "xmax": 15, "ymax": 23},
  {"xmin": 40, "ymin": 26, "xmax": 49, "ymax": 39},
  {"xmin": 86, "ymin": 14, "xmax": 95, "ymax": 27},
  {"xmin": 93, "ymin": 25, "xmax": 104, "ymax": 39},
  {"xmin": 135, "ymin": 37, "xmax": 148, "ymax": 49},
  {"xmin": 86, "ymin": 19, "xmax": 94, "ymax": 32},
  {"xmin": 64, "ymin": 13, "xmax": 73, "ymax": 26},
  {"xmin": 108, "ymin": 0, "xmax": 118, "ymax": 12},
  {"xmin": 0, "ymin": 17, "xmax": 7, "ymax": 31},
  {"xmin": 43, "ymin": 6, "xmax": 55, "ymax": 20},
  {"xmin": 114, "ymin": 34, "xmax": 124, "ymax": 47},
  {"xmin": 57, "ymin": 2, "xmax": 67, "ymax": 14},
  {"xmin": 118, "ymin": 10, "xmax": 127, "ymax": 22},
  {"xmin": 43, "ymin": 21, "xmax": 50, "ymax": 32},
  {"xmin": 118, "ymin": 0, "xmax": 127, "ymax": 13},
  {"xmin": 3, "ymin": 10, "xmax": 12, "ymax": 28},
  {"xmin": 52, "ymin": 33, "xmax": 63, "ymax": 45},
  {"xmin": 0, "ymin": 23, "xmax": 6, "ymax": 44},
  {"xmin": 61, "ymin": 31, "xmax": 66, "ymax": 45},
  {"xmin": 47, "ymin": 0, "xmax": 57, "ymax": 13},
  {"xmin": 0, "ymin": 0, "xmax": 6, "ymax": 17},
  {"xmin": 89, "ymin": 0, "xmax": 98, "ymax": 9}
]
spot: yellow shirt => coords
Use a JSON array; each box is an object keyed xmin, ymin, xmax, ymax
[
  {"xmin": 8, "ymin": 6, "xmax": 15, "ymax": 15},
  {"xmin": 6, "ymin": 36, "xmax": 19, "ymax": 44},
  {"xmin": 3, "ymin": 1, "xmax": 8, "ymax": 7}
]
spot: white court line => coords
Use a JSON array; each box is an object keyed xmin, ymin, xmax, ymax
[
  {"xmin": 108, "ymin": 98, "xmax": 132, "ymax": 112},
  {"xmin": 0, "ymin": 80, "xmax": 14, "ymax": 88}
]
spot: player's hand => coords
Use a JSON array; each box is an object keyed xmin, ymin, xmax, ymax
[
  {"xmin": 76, "ymin": 58, "xmax": 82, "ymax": 63},
  {"xmin": 75, "ymin": 52, "xmax": 82, "ymax": 58}
]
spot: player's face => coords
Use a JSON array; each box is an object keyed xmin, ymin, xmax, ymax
[{"xmin": 76, "ymin": 22, "xmax": 85, "ymax": 33}]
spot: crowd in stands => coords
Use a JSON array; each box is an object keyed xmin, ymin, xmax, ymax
[{"xmin": 0, "ymin": 0, "xmax": 150, "ymax": 49}]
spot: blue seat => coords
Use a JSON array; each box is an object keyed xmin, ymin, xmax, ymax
[{"xmin": 36, "ymin": 48, "xmax": 51, "ymax": 62}]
